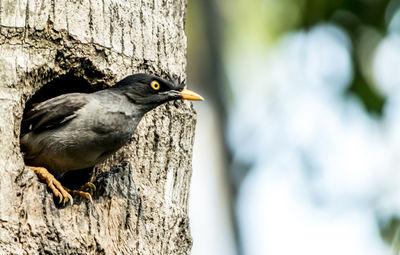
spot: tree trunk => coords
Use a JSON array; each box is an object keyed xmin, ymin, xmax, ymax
[{"xmin": 0, "ymin": 0, "xmax": 195, "ymax": 254}]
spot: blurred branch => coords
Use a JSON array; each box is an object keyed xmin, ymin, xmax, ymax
[{"xmin": 195, "ymin": 0, "xmax": 242, "ymax": 253}]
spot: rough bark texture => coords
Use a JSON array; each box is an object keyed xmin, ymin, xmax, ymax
[{"xmin": 0, "ymin": 0, "xmax": 195, "ymax": 254}]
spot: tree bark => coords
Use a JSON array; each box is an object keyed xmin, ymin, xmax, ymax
[{"xmin": 0, "ymin": 0, "xmax": 195, "ymax": 254}]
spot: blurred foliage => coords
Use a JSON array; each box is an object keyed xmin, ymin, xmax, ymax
[
  {"xmin": 379, "ymin": 217, "xmax": 400, "ymax": 251},
  {"xmin": 219, "ymin": 0, "xmax": 397, "ymax": 115},
  {"xmin": 186, "ymin": 0, "xmax": 400, "ymax": 253},
  {"xmin": 220, "ymin": 0, "xmax": 303, "ymax": 50},
  {"xmin": 301, "ymin": 0, "xmax": 389, "ymax": 29},
  {"xmin": 299, "ymin": 0, "xmax": 390, "ymax": 115}
]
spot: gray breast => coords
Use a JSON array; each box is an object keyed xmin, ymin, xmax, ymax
[{"xmin": 22, "ymin": 93, "xmax": 143, "ymax": 175}]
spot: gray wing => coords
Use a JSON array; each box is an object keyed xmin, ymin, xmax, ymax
[{"xmin": 22, "ymin": 93, "xmax": 88, "ymax": 133}]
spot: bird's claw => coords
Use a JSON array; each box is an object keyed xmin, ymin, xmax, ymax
[
  {"xmin": 63, "ymin": 182, "xmax": 96, "ymax": 203},
  {"xmin": 28, "ymin": 166, "xmax": 94, "ymax": 205},
  {"xmin": 80, "ymin": 182, "xmax": 96, "ymax": 192},
  {"xmin": 64, "ymin": 188, "xmax": 93, "ymax": 203},
  {"xmin": 29, "ymin": 166, "xmax": 74, "ymax": 206}
]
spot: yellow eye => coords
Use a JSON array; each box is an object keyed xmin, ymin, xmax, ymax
[{"xmin": 151, "ymin": 81, "xmax": 160, "ymax": 90}]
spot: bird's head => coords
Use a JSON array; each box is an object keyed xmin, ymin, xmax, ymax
[{"xmin": 113, "ymin": 73, "xmax": 203, "ymax": 110}]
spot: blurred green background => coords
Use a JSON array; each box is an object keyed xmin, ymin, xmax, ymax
[{"xmin": 186, "ymin": 0, "xmax": 400, "ymax": 254}]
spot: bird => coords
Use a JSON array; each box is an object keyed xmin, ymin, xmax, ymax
[{"xmin": 20, "ymin": 73, "xmax": 203, "ymax": 205}]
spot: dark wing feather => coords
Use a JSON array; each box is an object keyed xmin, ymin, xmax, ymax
[{"xmin": 22, "ymin": 93, "xmax": 88, "ymax": 133}]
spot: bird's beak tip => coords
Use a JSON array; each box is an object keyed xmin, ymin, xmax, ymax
[{"xmin": 179, "ymin": 88, "xmax": 204, "ymax": 101}]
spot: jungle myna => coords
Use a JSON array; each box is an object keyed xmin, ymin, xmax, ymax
[{"xmin": 20, "ymin": 73, "xmax": 203, "ymax": 205}]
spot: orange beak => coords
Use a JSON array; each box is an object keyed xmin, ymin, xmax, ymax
[{"xmin": 179, "ymin": 89, "xmax": 204, "ymax": 101}]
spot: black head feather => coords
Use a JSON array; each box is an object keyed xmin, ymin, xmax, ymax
[{"xmin": 112, "ymin": 73, "xmax": 185, "ymax": 107}]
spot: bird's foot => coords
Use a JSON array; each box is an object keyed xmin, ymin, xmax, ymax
[
  {"xmin": 67, "ymin": 181, "xmax": 96, "ymax": 203},
  {"xmin": 28, "ymin": 166, "xmax": 73, "ymax": 206},
  {"xmin": 80, "ymin": 182, "xmax": 96, "ymax": 192},
  {"xmin": 63, "ymin": 186, "xmax": 93, "ymax": 203}
]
